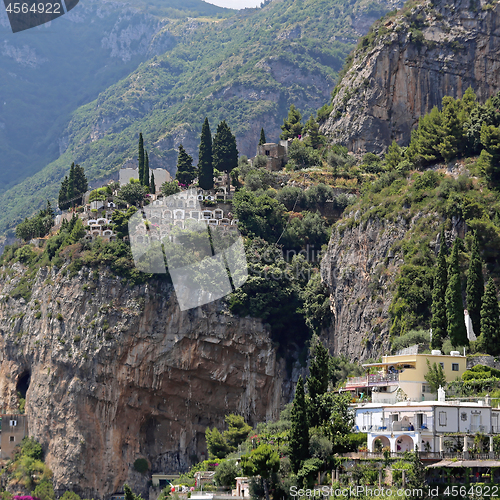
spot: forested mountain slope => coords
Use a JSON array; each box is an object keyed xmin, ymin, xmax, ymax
[
  {"xmin": 0, "ymin": 0, "xmax": 401, "ymax": 238},
  {"xmin": 0, "ymin": 0, "xmax": 228, "ymax": 194}
]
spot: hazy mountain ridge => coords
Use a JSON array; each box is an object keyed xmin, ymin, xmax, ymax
[{"xmin": 0, "ymin": 0, "xmax": 229, "ymax": 195}]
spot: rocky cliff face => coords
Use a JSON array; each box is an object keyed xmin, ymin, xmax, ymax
[
  {"xmin": 321, "ymin": 0, "xmax": 500, "ymax": 153},
  {"xmin": 320, "ymin": 201, "xmax": 469, "ymax": 361},
  {"xmin": 320, "ymin": 216, "xmax": 406, "ymax": 361},
  {"xmin": 0, "ymin": 264, "xmax": 289, "ymax": 499}
]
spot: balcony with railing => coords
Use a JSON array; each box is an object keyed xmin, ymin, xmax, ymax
[{"xmin": 346, "ymin": 373, "xmax": 399, "ymax": 389}]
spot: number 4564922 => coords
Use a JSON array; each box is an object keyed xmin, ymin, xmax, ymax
[{"xmin": 5, "ymin": 3, "xmax": 62, "ymax": 14}]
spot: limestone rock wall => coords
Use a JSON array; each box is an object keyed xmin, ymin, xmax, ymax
[
  {"xmin": 0, "ymin": 264, "xmax": 287, "ymax": 499},
  {"xmin": 321, "ymin": 0, "xmax": 500, "ymax": 153},
  {"xmin": 320, "ymin": 216, "xmax": 406, "ymax": 361}
]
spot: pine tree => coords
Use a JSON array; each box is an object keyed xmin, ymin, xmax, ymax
[
  {"xmin": 303, "ymin": 115, "xmax": 324, "ymax": 149},
  {"xmin": 175, "ymin": 144, "xmax": 197, "ymax": 186},
  {"xmin": 466, "ymin": 232, "xmax": 484, "ymax": 338},
  {"xmin": 478, "ymin": 278, "xmax": 500, "ymax": 355},
  {"xmin": 385, "ymin": 140, "xmax": 404, "ymax": 170},
  {"xmin": 138, "ymin": 133, "xmax": 145, "ymax": 186},
  {"xmin": 431, "ymin": 228, "xmax": 448, "ymax": 349},
  {"xmin": 289, "ymin": 376, "xmax": 309, "ymax": 473},
  {"xmin": 259, "ymin": 128, "xmax": 266, "ymax": 146},
  {"xmin": 145, "ymin": 151, "xmax": 150, "ymax": 189},
  {"xmin": 280, "ymin": 104, "xmax": 303, "ymax": 140},
  {"xmin": 407, "ymin": 106, "xmax": 443, "ymax": 166},
  {"xmin": 307, "ymin": 338, "xmax": 331, "ymax": 427},
  {"xmin": 198, "ymin": 117, "xmax": 214, "ymax": 191},
  {"xmin": 150, "ymin": 172, "xmax": 156, "ymax": 194},
  {"xmin": 445, "ymin": 238, "xmax": 468, "ymax": 347},
  {"xmin": 213, "ymin": 120, "xmax": 238, "ymax": 188},
  {"xmin": 439, "ymin": 96, "xmax": 463, "ymax": 161},
  {"xmin": 67, "ymin": 219, "xmax": 86, "ymax": 244}
]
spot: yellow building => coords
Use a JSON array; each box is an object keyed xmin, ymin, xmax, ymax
[{"xmin": 345, "ymin": 350, "xmax": 466, "ymax": 403}]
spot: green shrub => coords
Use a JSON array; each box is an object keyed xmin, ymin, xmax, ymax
[
  {"xmin": 20, "ymin": 437, "xmax": 43, "ymax": 460},
  {"xmin": 15, "ymin": 245, "xmax": 36, "ymax": 264},
  {"xmin": 391, "ymin": 329, "xmax": 430, "ymax": 353},
  {"xmin": 134, "ymin": 458, "xmax": 149, "ymax": 473}
]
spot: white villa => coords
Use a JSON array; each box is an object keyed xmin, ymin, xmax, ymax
[{"xmin": 354, "ymin": 389, "xmax": 500, "ymax": 453}]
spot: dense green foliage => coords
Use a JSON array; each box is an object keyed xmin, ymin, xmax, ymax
[
  {"xmin": 150, "ymin": 169, "xmax": 156, "ymax": 194},
  {"xmin": 462, "ymin": 364, "xmax": 500, "ymax": 381},
  {"xmin": 213, "ymin": 459, "xmax": 242, "ymax": 488},
  {"xmin": 424, "ymin": 359, "xmax": 447, "ymax": 395},
  {"xmin": 241, "ymin": 445, "xmax": 279, "ymax": 500},
  {"xmin": 445, "ymin": 238, "xmax": 468, "ymax": 347},
  {"xmin": 133, "ymin": 458, "xmax": 149, "ymax": 474},
  {"xmin": 213, "ymin": 121, "xmax": 238, "ymax": 185},
  {"xmin": 478, "ymin": 278, "xmax": 500, "ymax": 355},
  {"xmin": 124, "ymin": 484, "xmax": 144, "ymax": 500},
  {"xmin": 466, "ymin": 232, "xmax": 484, "ymax": 336},
  {"xmin": 289, "ymin": 376, "xmax": 309, "ymax": 473},
  {"xmin": 307, "ymin": 338, "xmax": 330, "ymax": 427},
  {"xmin": 116, "ymin": 182, "xmax": 147, "ymax": 206},
  {"xmin": 198, "ymin": 118, "xmax": 214, "ymax": 191},
  {"xmin": 160, "ymin": 180, "xmax": 181, "ymax": 196},
  {"xmin": 5, "ymin": 438, "xmax": 51, "ymax": 492},
  {"xmin": 138, "ymin": 134, "xmax": 146, "ymax": 186},
  {"xmin": 391, "ymin": 329, "xmax": 430, "ymax": 354},
  {"xmin": 58, "ymin": 163, "xmax": 87, "ymax": 210},
  {"xmin": 15, "ymin": 202, "xmax": 54, "ymax": 242},
  {"xmin": 280, "ymin": 105, "xmax": 303, "ymax": 140},
  {"xmin": 175, "ymin": 144, "xmax": 196, "ymax": 186},
  {"xmin": 259, "ymin": 128, "xmax": 266, "ymax": 146},
  {"xmin": 430, "ymin": 229, "xmax": 447, "ymax": 349},
  {"xmin": 206, "ymin": 414, "xmax": 252, "ymax": 459}
]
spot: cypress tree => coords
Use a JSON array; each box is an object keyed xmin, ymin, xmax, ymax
[
  {"xmin": 150, "ymin": 172, "xmax": 156, "ymax": 194},
  {"xmin": 478, "ymin": 278, "xmax": 500, "ymax": 355},
  {"xmin": 198, "ymin": 117, "xmax": 214, "ymax": 191},
  {"xmin": 259, "ymin": 128, "xmax": 266, "ymax": 146},
  {"xmin": 280, "ymin": 104, "xmax": 302, "ymax": 140},
  {"xmin": 67, "ymin": 163, "xmax": 75, "ymax": 207},
  {"xmin": 138, "ymin": 133, "xmax": 145, "ymax": 185},
  {"xmin": 289, "ymin": 376, "xmax": 309, "ymax": 473},
  {"xmin": 145, "ymin": 151, "xmax": 150, "ymax": 189},
  {"xmin": 73, "ymin": 164, "xmax": 88, "ymax": 205},
  {"xmin": 58, "ymin": 176, "xmax": 70, "ymax": 210},
  {"xmin": 307, "ymin": 339, "xmax": 330, "ymax": 427},
  {"xmin": 176, "ymin": 144, "xmax": 197, "ymax": 186},
  {"xmin": 213, "ymin": 120, "xmax": 238, "ymax": 188},
  {"xmin": 466, "ymin": 232, "xmax": 484, "ymax": 337},
  {"xmin": 431, "ymin": 228, "xmax": 448, "ymax": 349},
  {"xmin": 445, "ymin": 238, "xmax": 468, "ymax": 347}
]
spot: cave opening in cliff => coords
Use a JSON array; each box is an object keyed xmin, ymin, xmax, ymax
[{"xmin": 16, "ymin": 371, "xmax": 30, "ymax": 400}]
